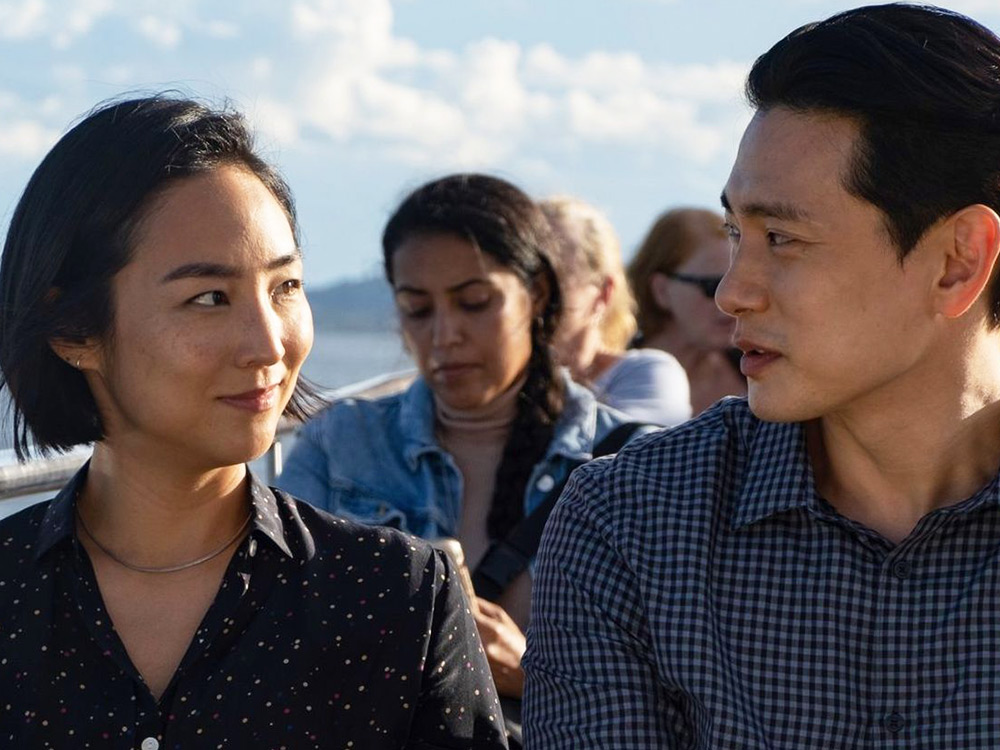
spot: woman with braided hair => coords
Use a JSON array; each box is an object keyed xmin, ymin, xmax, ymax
[{"xmin": 277, "ymin": 173, "xmax": 635, "ymax": 718}]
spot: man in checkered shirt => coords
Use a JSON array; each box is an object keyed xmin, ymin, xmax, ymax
[{"xmin": 523, "ymin": 4, "xmax": 1000, "ymax": 747}]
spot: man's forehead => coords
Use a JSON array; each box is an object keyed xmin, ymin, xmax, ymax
[{"xmin": 722, "ymin": 107, "xmax": 860, "ymax": 218}]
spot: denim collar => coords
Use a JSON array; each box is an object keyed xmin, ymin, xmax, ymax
[{"xmin": 398, "ymin": 371, "xmax": 600, "ymax": 470}]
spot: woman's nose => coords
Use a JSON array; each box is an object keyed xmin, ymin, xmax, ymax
[
  {"xmin": 238, "ymin": 299, "xmax": 286, "ymax": 368},
  {"xmin": 432, "ymin": 308, "xmax": 463, "ymax": 348}
]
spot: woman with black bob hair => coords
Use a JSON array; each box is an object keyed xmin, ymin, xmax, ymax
[
  {"xmin": 0, "ymin": 96, "xmax": 506, "ymax": 748},
  {"xmin": 278, "ymin": 173, "xmax": 639, "ymax": 728}
]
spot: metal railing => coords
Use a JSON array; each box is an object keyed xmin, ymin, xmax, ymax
[{"xmin": 0, "ymin": 369, "xmax": 416, "ymax": 514}]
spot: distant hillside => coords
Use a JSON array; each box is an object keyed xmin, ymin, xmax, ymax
[{"xmin": 307, "ymin": 275, "xmax": 396, "ymax": 331}]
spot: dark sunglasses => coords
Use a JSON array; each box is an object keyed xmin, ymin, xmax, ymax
[{"xmin": 667, "ymin": 272, "xmax": 723, "ymax": 298}]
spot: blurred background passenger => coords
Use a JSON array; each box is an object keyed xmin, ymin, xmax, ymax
[
  {"xmin": 277, "ymin": 174, "xmax": 638, "ymax": 716},
  {"xmin": 0, "ymin": 96, "xmax": 505, "ymax": 748},
  {"xmin": 628, "ymin": 207, "xmax": 746, "ymax": 413},
  {"xmin": 540, "ymin": 196, "xmax": 691, "ymax": 426}
]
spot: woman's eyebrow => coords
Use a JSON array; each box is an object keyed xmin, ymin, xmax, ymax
[
  {"xmin": 160, "ymin": 252, "xmax": 302, "ymax": 283},
  {"xmin": 394, "ymin": 278, "xmax": 489, "ymax": 295}
]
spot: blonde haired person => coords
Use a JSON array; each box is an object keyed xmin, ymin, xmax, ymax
[
  {"xmin": 540, "ymin": 196, "xmax": 691, "ymax": 426},
  {"xmin": 628, "ymin": 207, "xmax": 746, "ymax": 413}
]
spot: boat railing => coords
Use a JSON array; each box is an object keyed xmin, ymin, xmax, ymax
[{"xmin": 0, "ymin": 369, "xmax": 416, "ymax": 517}]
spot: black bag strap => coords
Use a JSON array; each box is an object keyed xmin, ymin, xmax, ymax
[{"xmin": 471, "ymin": 421, "xmax": 652, "ymax": 602}]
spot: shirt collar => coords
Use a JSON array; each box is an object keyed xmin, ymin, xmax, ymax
[
  {"xmin": 399, "ymin": 378, "xmax": 444, "ymax": 467},
  {"xmin": 398, "ymin": 371, "xmax": 601, "ymax": 468},
  {"xmin": 34, "ymin": 461, "xmax": 294, "ymax": 562},
  {"xmin": 731, "ymin": 417, "xmax": 815, "ymax": 529},
  {"xmin": 545, "ymin": 374, "xmax": 600, "ymax": 461},
  {"xmin": 729, "ymin": 414, "xmax": 1000, "ymax": 529}
]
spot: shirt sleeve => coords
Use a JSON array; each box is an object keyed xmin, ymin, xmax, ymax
[
  {"xmin": 595, "ymin": 350, "xmax": 692, "ymax": 427},
  {"xmin": 410, "ymin": 548, "xmax": 509, "ymax": 749},
  {"xmin": 522, "ymin": 461, "xmax": 679, "ymax": 748}
]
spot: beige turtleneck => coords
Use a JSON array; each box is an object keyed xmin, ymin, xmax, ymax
[
  {"xmin": 435, "ymin": 373, "xmax": 526, "ymax": 569},
  {"xmin": 435, "ymin": 373, "xmax": 537, "ymax": 629}
]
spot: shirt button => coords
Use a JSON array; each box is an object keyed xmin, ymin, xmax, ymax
[
  {"xmin": 140, "ymin": 738, "xmax": 160, "ymax": 750},
  {"xmin": 536, "ymin": 475, "xmax": 556, "ymax": 492},
  {"xmin": 248, "ymin": 537, "xmax": 258, "ymax": 558},
  {"xmin": 883, "ymin": 712, "xmax": 906, "ymax": 733},
  {"xmin": 891, "ymin": 560, "xmax": 912, "ymax": 579}
]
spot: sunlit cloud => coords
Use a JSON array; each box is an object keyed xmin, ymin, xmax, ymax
[
  {"xmin": 254, "ymin": 0, "xmax": 749, "ymax": 169},
  {"xmin": 135, "ymin": 15, "xmax": 182, "ymax": 48}
]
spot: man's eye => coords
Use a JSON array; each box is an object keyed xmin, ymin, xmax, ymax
[
  {"xmin": 274, "ymin": 279, "xmax": 303, "ymax": 299},
  {"xmin": 190, "ymin": 290, "xmax": 228, "ymax": 306},
  {"xmin": 767, "ymin": 232, "xmax": 794, "ymax": 247}
]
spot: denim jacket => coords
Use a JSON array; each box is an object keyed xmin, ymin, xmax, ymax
[{"xmin": 276, "ymin": 375, "xmax": 635, "ymax": 541}]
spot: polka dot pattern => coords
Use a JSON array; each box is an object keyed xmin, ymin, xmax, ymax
[{"xmin": 0, "ymin": 468, "xmax": 507, "ymax": 748}]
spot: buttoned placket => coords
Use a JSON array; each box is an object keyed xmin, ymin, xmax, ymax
[{"xmin": 867, "ymin": 511, "xmax": 953, "ymax": 747}]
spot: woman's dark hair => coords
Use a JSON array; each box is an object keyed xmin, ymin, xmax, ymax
[
  {"xmin": 747, "ymin": 2, "xmax": 1000, "ymax": 326},
  {"xmin": 382, "ymin": 173, "xmax": 564, "ymax": 540},
  {"xmin": 0, "ymin": 94, "xmax": 320, "ymax": 460}
]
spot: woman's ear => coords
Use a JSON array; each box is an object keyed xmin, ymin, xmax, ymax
[
  {"xmin": 650, "ymin": 271, "xmax": 672, "ymax": 311},
  {"xmin": 531, "ymin": 272, "xmax": 552, "ymax": 318},
  {"xmin": 49, "ymin": 338, "xmax": 101, "ymax": 373}
]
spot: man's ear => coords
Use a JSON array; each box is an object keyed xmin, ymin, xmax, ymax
[
  {"xmin": 934, "ymin": 204, "xmax": 1000, "ymax": 319},
  {"xmin": 650, "ymin": 272, "xmax": 672, "ymax": 311}
]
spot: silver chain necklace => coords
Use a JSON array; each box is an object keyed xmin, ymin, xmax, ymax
[{"xmin": 76, "ymin": 506, "xmax": 254, "ymax": 574}]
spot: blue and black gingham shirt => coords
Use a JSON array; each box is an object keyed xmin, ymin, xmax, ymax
[{"xmin": 523, "ymin": 397, "xmax": 1000, "ymax": 748}]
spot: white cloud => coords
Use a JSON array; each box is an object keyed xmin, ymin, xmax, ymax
[
  {"xmin": 0, "ymin": 0, "xmax": 112, "ymax": 45},
  {"xmin": 0, "ymin": 0, "xmax": 47, "ymax": 38},
  {"xmin": 0, "ymin": 120, "xmax": 60, "ymax": 158},
  {"xmin": 0, "ymin": 1, "xmax": 749, "ymax": 175},
  {"xmin": 135, "ymin": 15, "xmax": 182, "ymax": 48},
  {"xmin": 258, "ymin": 1, "xmax": 748, "ymax": 170}
]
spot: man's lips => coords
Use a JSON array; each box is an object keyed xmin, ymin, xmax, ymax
[
  {"xmin": 218, "ymin": 384, "xmax": 281, "ymax": 412},
  {"xmin": 734, "ymin": 338, "xmax": 781, "ymax": 378}
]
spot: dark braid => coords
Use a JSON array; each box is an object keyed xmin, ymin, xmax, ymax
[
  {"xmin": 486, "ymin": 314, "xmax": 564, "ymax": 539},
  {"xmin": 382, "ymin": 173, "xmax": 566, "ymax": 540}
]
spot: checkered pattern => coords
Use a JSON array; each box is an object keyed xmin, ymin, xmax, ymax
[{"xmin": 522, "ymin": 397, "xmax": 1000, "ymax": 748}]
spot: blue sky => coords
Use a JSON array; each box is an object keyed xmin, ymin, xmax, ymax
[{"xmin": 2, "ymin": 0, "xmax": 1000, "ymax": 286}]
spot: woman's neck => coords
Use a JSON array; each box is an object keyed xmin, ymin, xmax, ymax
[
  {"xmin": 77, "ymin": 442, "xmax": 250, "ymax": 569},
  {"xmin": 435, "ymin": 372, "xmax": 526, "ymax": 440}
]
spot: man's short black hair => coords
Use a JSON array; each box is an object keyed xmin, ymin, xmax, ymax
[{"xmin": 747, "ymin": 3, "xmax": 1000, "ymax": 324}]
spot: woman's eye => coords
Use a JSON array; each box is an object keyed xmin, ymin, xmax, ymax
[
  {"xmin": 397, "ymin": 303, "xmax": 430, "ymax": 320},
  {"xmin": 459, "ymin": 296, "xmax": 490, "ymax": 312},
  {"xmin": 190, "ymin": 290, "xmax": 228, "ymax": 307}
]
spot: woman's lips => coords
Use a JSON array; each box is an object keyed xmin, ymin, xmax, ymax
[
  {"xmin": 433, "ymin": 363, "xmax": 479, "ymax": 384},
  {"xmin": 219, "ymin": 384, "xmax": 281, "ymax": 412}
]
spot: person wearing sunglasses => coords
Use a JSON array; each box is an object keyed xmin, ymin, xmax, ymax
[{"xmin": 627, "ymin": 207, "xmax": 746, "ymax": 413}]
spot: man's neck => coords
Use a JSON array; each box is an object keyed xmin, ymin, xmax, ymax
[{"xmin": 808, "ymin": 341, "xmax": 1000, "ymax": 544}]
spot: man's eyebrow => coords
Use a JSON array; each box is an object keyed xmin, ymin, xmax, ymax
[
  {"xmin": 160, "ymin": 252, "xmax": 302, "ymax": 283},
  {"xmin": 720, "ymin": 191, "xmax": 810, "ymax": 222},
  {"xmin": 395, "ymin": 278, "xmax": 489, "ymax": 295}
]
